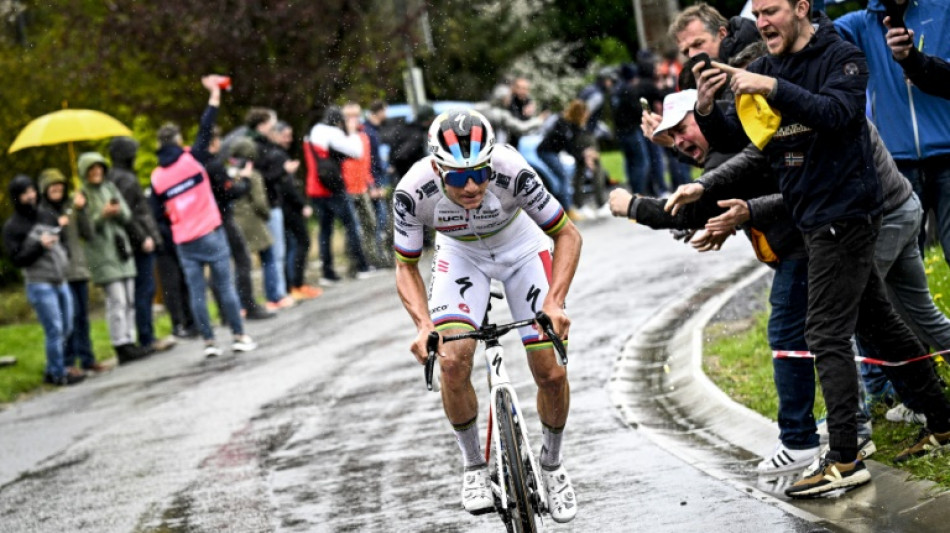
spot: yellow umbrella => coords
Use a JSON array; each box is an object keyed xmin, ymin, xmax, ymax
[
  {"xmin": 8, "ymin": 109, "xmax": 133, "ymax": 153},
  {"xmin": 7, "ymin": 108, "xmax": 133, "ymax": 183}
]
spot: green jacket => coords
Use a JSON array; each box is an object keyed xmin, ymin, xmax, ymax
[
  {"xmin": 232, "ymin": 169, "xmax": 272, "ymax": 253},
  {"xmin": 38, "ymin": 168, "xmax": 93, "ymax": 282},
  {"xmin": 78, "ymin": 152, "xmax": 136, "ymax": 284}
]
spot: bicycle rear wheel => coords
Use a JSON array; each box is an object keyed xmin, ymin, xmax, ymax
[{"xmin": 495, "ymin": 389, "xmax": 538, "ymax": 533}]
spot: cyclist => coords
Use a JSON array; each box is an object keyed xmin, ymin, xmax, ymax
[{"xmin": 394, "ymin": 109, "xmax": 582, "ymax": 522}]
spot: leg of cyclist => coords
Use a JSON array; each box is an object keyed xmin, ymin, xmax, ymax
[
  {"xmin": 505, "ymin": 248, "xmax": 577, "ymax": 524},
  {"xmin": 426, "ymin": 244, "xmax": 494, "ymax": 514}
]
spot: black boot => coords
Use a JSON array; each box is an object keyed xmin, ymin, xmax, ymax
[{"xmin": 115, "ymin": 344, "xmax": 147, "ymax": 365}]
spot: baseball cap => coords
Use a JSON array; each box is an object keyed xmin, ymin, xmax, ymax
[{"xmin": 654, "ymin": 89, "xmax": 698, "ymax": 136}]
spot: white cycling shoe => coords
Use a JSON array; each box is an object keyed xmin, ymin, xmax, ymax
[
  {"xmin": 541, "ymin": 464, "xmax": 577, "ymax": 523},
  {"xmin": 461, "ymin": 466, "xmax": 493, "ymax": 515}
]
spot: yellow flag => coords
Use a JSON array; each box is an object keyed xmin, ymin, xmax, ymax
[{"xmin": 736, "ymin": 94, "xmax": 781, "ymax": 150}]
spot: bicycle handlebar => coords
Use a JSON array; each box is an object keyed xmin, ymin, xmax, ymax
[{"xmin": 424, "ymin": 311, "xmax": 568, "ymax": 391}]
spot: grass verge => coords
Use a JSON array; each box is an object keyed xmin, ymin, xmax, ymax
[{"xmin": 704, "ymin": 247, "xmax": 950, "ymax": 489}]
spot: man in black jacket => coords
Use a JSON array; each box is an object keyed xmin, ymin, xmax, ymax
[
  {"xmin": 885, "ymin": 17, "xmax": 950, "ymax": 100},
  {"xmin": 3, "ymin": 175, "xmax": 84, "ymax": 386},
  {"xmin": 693, "ymin": 1, "xmax": 950, "ymax": 497},
  {"xmin": 108, "ymin": 137, "xmax": 176, "ymax": 354}
]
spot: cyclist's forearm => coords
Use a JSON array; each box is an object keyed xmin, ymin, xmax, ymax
[
  {"xmin": 396, "ymin": 261, "xmax": 434, "ymax": 330},
  {"xmin": 546, "ymin": 222, "xmax": 582, "ymax": 308}
]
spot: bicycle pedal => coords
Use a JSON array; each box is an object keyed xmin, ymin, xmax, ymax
[{"xmin": 466, "ymin": 505, "xmax": 496, "ymax": 516}]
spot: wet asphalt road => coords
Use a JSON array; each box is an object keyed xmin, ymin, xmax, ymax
[{"xmin": 0, "ymin": 217, "xmax": 820, "ymax": 532}]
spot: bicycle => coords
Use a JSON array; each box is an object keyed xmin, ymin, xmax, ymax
[{"xmin": 424, "ymin": 292, "xmax": 568, "ymax": 533}]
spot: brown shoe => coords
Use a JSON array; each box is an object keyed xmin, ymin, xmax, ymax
[
  {"xmin": 83, "ymin": 362, "xmax": 110, "ymax": 373},
  {"xmin": 894, "ymin": 428, "xmax": 950, "ymax": 463},
  {"xmin": 149, "ymin": 337, "xmax": 177, "ymax": 353},
  {"xmin": 784, "ymin": 455, "xmax": 870, "ymax": 498}
]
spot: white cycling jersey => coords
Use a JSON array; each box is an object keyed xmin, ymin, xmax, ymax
[{"xmin": 393, "ymin": 145, "xmax": 569, "ymax": 350}]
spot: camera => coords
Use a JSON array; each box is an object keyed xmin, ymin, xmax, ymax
[{"xmin": 218, "ymin": 76, "xmax": 233, "ymax": 91}]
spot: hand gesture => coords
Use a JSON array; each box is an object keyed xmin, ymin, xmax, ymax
[
  {"xmin": 641, "ymin": 111, "xmax": 673, "ymax": 148},
  {"xmin": 664, "ymin": 182, "xmax": 705, "ymax": 215},
  {"xmin": 883, "ymin": 18, "xmax": 914, "ymax": 60},
  {"xmin": 73, "ymin": 190, "xmax": 86, "ymax": 210},
  {"xmin": 690, "ymin": 229, "xmax": 732, "ymax": 252},
  {"xmin": 284, "ymin": 159, "xmax": 300, "ymax": 174},
  {"xmin": 102, "ymin": 201, "xmax": 121, "ymax": 218},
  {"xmin": 729, "ymin": 70, "xmax": 777, "ymax": 97},
  {"xmin": 704, "ymin": 199, "xmax": 750, "ymax": 233},
  {"xmin": 238, "ymin": 161, "xmax": 254, "ymax": 179},
  {"xmin": 608, "ymin": 188, "xmax": 634, "ymax": 218},
  {"xmin": 142, "ymin": 236, "xmax": 155, "ymax": 253},
  {"xmin": 694, "ymin": 63, "xmax": 729, "ymax": 115}
]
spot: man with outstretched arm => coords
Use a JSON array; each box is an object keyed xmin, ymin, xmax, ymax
[{"xmin": 393, "ymin": 109, "xmax": 581, "ymax": 522}]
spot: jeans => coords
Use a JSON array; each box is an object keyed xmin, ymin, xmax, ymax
[
  {"xmin": 65, "ymin": 280, "xmax": 96, "ymax": 369},
  {"xmin": 538, "ymin": 150, "xmax": 573, "ymax": 210},
  {"xmin": 266, "ymin": 207, "xmax": 288, "ymax": 298},
  {"xmin": 767, "ymin": 258, "xmax": 820, "ymax": 449},
  {"xmin": 804, "ymin": 217, "xmax": 950, "ymax": 458},
  {"xmin": 617, "ymin": 130, "xmax": 650, "ymax": 195},
  {"xmin": 897, "ymin": 157, "xmax": 950, "ymax": 260},
  {"xmin": 259, "ymin": 246, "xmax": 282, "ymax": 302},
  {"xmin": 26, "ymin": 282, "xmax": 73, "ymax": 380},
  {"xmin": 666, "ymin": 148, "xmax": 692, "ymax": 188},
  {"xmin": 134, "ymin": 251, "xmax": 156, "ymax": 347},
  {"xmin": 177, "ymin": 227, "xmax": 244, "ymax": 340},
  {"xmin": 312, "ymin": 194, "xmax": 370, "ymax": 277},
  {"xmin": 102, "ymin": 278, "xmax": 136, "ymax": 346},
  {"xmin": 352, "ymin": 193, "xmax": 382, "ymax": 267}
]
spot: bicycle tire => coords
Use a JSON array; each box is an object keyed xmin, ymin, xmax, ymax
[{"xmin": 495, "ymin": 389, "xmax": 538, "ymax": 533}]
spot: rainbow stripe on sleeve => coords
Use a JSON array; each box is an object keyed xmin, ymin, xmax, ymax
[
  {"xmin": 394, "ymin": 245, "xmax": 422, "ymax": 264},
  {"xmin": 540, "ymin": 208, "xmax": 568, "ymax": 235}
]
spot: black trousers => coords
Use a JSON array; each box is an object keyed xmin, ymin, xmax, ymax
[
  {"xmin": 283, "ymin": 206, "xmax": 311, "ymax": 288},
  {"xmin": 222, "ymin": 215, "xmax": 257, "ymax": 311},
  {"xmin": 155, "ymin": 246, "xmax": 195, "ymax": 331},
  {"xmin": 804, "ymin": 216, "xmax": 950, "ymax": 459}
]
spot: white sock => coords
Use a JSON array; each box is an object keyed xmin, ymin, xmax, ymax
[
  {"xmin": 453, "ymin": 417, "xmax": 485, "ymax": 468},
  {"xmin": 540, "ymin": 424, "xmax": 564, "ymax": 468}
]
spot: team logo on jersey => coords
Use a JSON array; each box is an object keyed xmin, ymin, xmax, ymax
[
  {"xmin": 417, "ymin": 180, "xmax": 439, "ymax": 199},
  {"xmin": 495, "ymin": 174, "xmax": 511, "ymax": 189},
  {"xmin": 455, "ymin": 277, "xmax": 474, "ymax": 298},
  {"xmin": 514, "ymin": 170, "xmax": 541, "ymax": 197},
  {"xmin": 394, "ymin": 190, "xmax": 416, "ymax": 220}
]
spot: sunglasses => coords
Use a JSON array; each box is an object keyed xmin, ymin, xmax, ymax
[{"xmin": 439, "ymin": 164, "xmax": 492, "ymax": 188}]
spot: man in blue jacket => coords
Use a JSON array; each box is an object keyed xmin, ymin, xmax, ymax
[
  {"xmin": 835, "ymin": 0, "xmax": 950, "ymax": 258},
  {"xmin": 694, "ymin": 0, "xmax": 950, "ymax": 498}
]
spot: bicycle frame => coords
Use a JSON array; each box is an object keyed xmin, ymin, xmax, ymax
[{"xmin": 483, "ymin": 340, "xmax": 548, "ymax": 516}]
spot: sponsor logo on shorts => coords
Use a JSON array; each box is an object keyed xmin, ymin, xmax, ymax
[{"xmin": 459, "ymin": 303, "xmax": 470, "ymax": 313}]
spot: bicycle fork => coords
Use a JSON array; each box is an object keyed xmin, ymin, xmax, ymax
[{"xmin": 483, "ymin": 343, "xmax": 548, "ymax": 514}]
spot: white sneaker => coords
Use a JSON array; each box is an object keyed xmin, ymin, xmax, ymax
[
  {"xmin": 541, "ymin": 464, "xmax": 577, "ymax": 523},
  {"xmin": 232, "ymin": 335, "xmax": 257, "ymax": 352},
  {"xmin": 461, "ymin": 466, "xmax": 493, "ymax": 515},
  {"xmin": 203, "ymin": 342, "xmax": 223, "ymax": 358},
  {"xmin": 886, "ymin": 403, "xmax": 927, "ymax": 424},
  {"xmin": 756, "ymin": 442, "xmax": 820, "ymax": 475}
]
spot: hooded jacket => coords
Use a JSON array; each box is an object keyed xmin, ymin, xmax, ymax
[
  {"xmin": 78, "ymin": 152, "xmax": 137, "ymax": 284},
  {"xmin": 696, "ymin": 13, "xmax": 880, "ymax": 233},
  {"xmin": 107, "ymin": 136, "xmax": 162, "ymax": 251},
  {"xmin": 2, "ymin": 175, "xmax": 70, "ymax": 284},
  {"xmin": 38, "ymin": 168, "xmax": 92, "ymax": 281},
  {"xmin": 228, "ymin": 138, "xmax": 273, "ymax": 254},
  {"xmin": 835, "ymin": 0, "xmax": 950, "ymax": 161},
  {"xmin": 305, "ymin": 111, "xmax": 364, "ymax": 198}
]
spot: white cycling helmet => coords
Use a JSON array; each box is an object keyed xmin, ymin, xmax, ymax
[{"xmin": 427, "ymin": 108, "xmax": 496, "ymax": 169}]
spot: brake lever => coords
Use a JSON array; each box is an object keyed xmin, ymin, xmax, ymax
[
  {"xmin": 425, "ymin": 331, "xmax": 441, "ymax": 392},
  {"xmin": 535, "ymin": 312, "xmax": 568, "ymax": 366}
]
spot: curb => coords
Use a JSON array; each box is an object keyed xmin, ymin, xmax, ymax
[{"xmin": 609, "ymin": 258, "xmax": 950, "ymax": 532}]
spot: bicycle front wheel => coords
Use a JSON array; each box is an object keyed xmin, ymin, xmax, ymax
[{"xmin": 495, "ymin": 389, "xmax": 538, "ymax": 533}]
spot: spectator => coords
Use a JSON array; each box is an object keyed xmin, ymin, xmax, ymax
[
  {"xmin": 304, "ymin": 105, "xmax": 375, "ymax": 283},
  {"xmin": 612, "ymin": 63, "xmax": 652, "ymax": 194},
  {"xmin": 341, "ymin": 102, "xmax": 384, "ymax": 270},
  {"xmin": 669, "ymin": 2, "xmax": 761, "ymax": 65},
  {"xmin": 578, "ymin": 67, "xmax": 616, "ymax": 139},
  {"xmin": 246, "ymin": 107, "xmax": 295, "ymax": 309},
  {"xmin": 363, "ymin": 100, "xmax": 394, "ymax": 265},
  {"xmin": 507, "ymin": 77, "xmax": 536, "ymax": 148},
  {"xmin": 536, "ymin": 100, "xmax": 588, "ymax": 219},
  {"xmin": 150, "ymin": 120, "xmax": 257, "ymax": 358},
  {"xmin": 693, "ymin": 3, "xmax": 950, "ymax": 497},
  {"xmin": 3, "ymin": 175, "xmax": 84, "ymax": 386},
  {"xmin": 37, "ymin": 169, "xmax": 105, "ymax": 373},
  {"xmin": 269, "ymin": 120, "xmax": 322, "ymax": 300},
  {"xmin": 835, "ymin": 1, "xmax": 950, "ymax": 259},
  {"xmin": 77, "ymin": 152, "xmax": 146, "ymax": 365},
  {"xmin": 883, "ymin": 11, "xmax": 950, "ymax": 100},
  {"xmin": 388, "ymin": 105, "xmax": 437, "ymax": 182},
  {"xmin": 108, "ymin": 137, "xmax": 176, "ymax": 355},
  {"xmin": 190, "ymin": 76, "xmax": 275, "ymax": 320}
]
